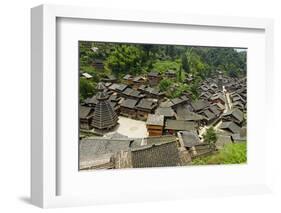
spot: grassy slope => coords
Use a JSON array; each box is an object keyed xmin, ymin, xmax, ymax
[{"xmin": 192, "ymin": 142, "xmax": 247, "ymax": 165}]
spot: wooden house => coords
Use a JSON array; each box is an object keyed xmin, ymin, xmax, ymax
[
  {"xmin": 164, "ymin": 119, "xmax": 197, "ymax": 135},
  {"xmin": 79, "ymin": 106, "xmax": 94, "ymax": 130},
  {"xmin": 190, "ymin": 99, "xmax": 210, "ymax": 113},
  {"xmin": 123, "ymin": 74, "xmax": 133, "ymax": 85},
  {"xmin": 221, "ymin": 108, "xmax": 244, "ymax": 125},
  {"xmin": 139, "ymin": 85, "xmax": 165, "ymax": 99},
  {"xmin": 209, "ymin": 93, "xmax": 226, "ymax": 105},
  {"xmin": 120, "ymin": 98, "xmax": 138, "ymax": 119},
  {"xmin": 135, "ymin": 98, "xmax": 158, "ymax": 120},
  {"xmin": 174, "ymin": 105, "xmax": 205, "ymax": 126},
  {"xmin": 146, "ymin": 114, "xmax": 164, "ymax": 136},
  {"xmin": 147, "ymin": 71, "xmax": 161, "ymax": 86},
  {"xmin": 101, "ymin": 74, "xmax": 117, "ymax": 83},
  {"xmin": 121, "ymin": 87, "xmax": 145, "ymax": 100},
  {"xmin": 132, "ymin": 76, "xmax": 146, "ymax": 89},
  {"xmin": 219, "ymin": 121, "xmax": 241, "ymax": 135},
  {"xmin": 155, "ymin": 107, "xmax": 176, "ymax": 120},
  {"xmin": 108, "ymin": 83, "xmax": 128, "ymax": 94},
  {"xmin": 211, "ymin": 102, "xmax": 225, "ymax": 113},
  {"xmin": 199, "ymin": 109, "xmax": 216, "ymax": 125},
  {"xmin": 170, "ymin": 95, "xmax": 189, "ymax": 108}
]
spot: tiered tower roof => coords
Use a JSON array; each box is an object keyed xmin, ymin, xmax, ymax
[{"xmin": 91, "ymin": 82, "xmax": 118, "ymax": 130}]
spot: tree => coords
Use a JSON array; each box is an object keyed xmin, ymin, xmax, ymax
[
  {"xmin": 159, "ymin": 79, "xmax": 173, "ymax": 92},
  {"xmin": 105, "ymin": 44, "xmax": 145, "ymax": 76},
  {"xmin": 79, "ymin": 78, "xmax": 96, "ymax": 102},
  {"xmin": 203, "ymin": 127, "xmax": 217, "ymax": 144},
  {"xmin": 181, "ymin": 53, "xmax": 190, "ymax": 73}
]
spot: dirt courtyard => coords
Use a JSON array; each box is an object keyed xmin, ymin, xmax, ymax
[{"xmin": 106, "ymin": 116, "xmax": 148, "ymax": 138}]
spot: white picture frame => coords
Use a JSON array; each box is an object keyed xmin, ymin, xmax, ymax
[{"xmin": 31, "ymin": 4, "xmax": 274, "ymax": 208}]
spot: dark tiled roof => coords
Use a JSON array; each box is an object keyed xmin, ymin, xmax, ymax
[
  {"xmin": 210, "ymin": 93, "xmax": 226, "ymax": 102},
  {"xmin": 80, "ymin": 138, "xmax": 132, "ymax": 164},
  {"xmin": 136, "ymin": 98, "xmax": 157, "ymax": 110},
  {"xmin": 212, "ymin": 102, "xmax": 225, "ymax": 111},
  {"xmin": 175, "ymin": 105, "xmax": 205, "ymax": 121},
  {"xmin": 147, "ymin": 71, "xmax": 160, "ymax": 77},
  {"xmin": 146, "ymin": 114, "xmax": 164, "ymax": 126},
  {"xmin": 200, "ymin": 91, "xmax": 212, "ymax": 99},
  {"xmin": 84, "ymin": 95, "xmax": 98, "ymax": 105},
  {"xmin": 165, "ymin": 119, "xmax": 197, "ymax": 131},
  {"xmin": 116, "ymin": 84, "xmax": 128, "ymax": 92},
  {"xmin": 122, "ymin": 87, "xmax": 143, "ymax": 98},
  {"xmin": 201, "ymin": 109, "xmax": 216, "ymax": 120},
  {"xmin": 91, "ymin": 92, "xmax": 118, "ymax": 129},
  {"xmin": 120, "ymin": 98, "xmax": 138, "ymax": 109},
  {"xmin": 223, "ymin": 108, "xmax": 244, "ymax": 123},
  {"xmin": 133, "ymin": 76, "xmax": 145, "ymax": 82},
  {"xmin": 191, "ymin": 99, "xmax": 210, "ymax": 111},
  {"xmin": 102, "ymin": 74, "xmax": 117, "ymax": 81},
  {"xmin": 108, "ymin": 94, "xmax": 120, "ymax": 102},
  {"xmin": 138, "ymin": 85, "xmax": 147, "ymax": 91},
  {"xmin": 171, "ymin": 97, "xmax": 184, "ymax": 105},
  {"xmin": 80, "ymin": 106, "xmax": 93, "ymax": 119},
  {"xmin": 159, "ymin": 99, "xmax": 174, "ymax": 108},
  {"xmin": 123, "ymin": 74, "xmax": 132, "ymax": 80},
  {"xmin": 108, "ymin": 83, "xmax": 120, "ymax": 90},
  {"xmin": 209, "ymin": 105, "xmax": 221, "ymax": 116},
  {"xmin": 220, "ymin": 121, "xmax": 241, "ymax": 134},
  {"xmin": 155, "ymin": 107, "xmax": 176, "ymax": 117},
  {"xmin": 179, "ymin": 131, "xmax": 201, "ymax": 148}
]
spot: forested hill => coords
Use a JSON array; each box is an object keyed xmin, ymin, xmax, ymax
[{"xmin": 79, "ymin": 41, "xmax": 246, "ymax": 101}]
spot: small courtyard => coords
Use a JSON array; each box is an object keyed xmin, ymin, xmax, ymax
[{"xmin": 105, "ymin": 116, "xmax": 148, "ymax": 138}]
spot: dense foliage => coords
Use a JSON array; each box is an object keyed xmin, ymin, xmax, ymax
[
  {"xmin": 192, "ymin": 142, "xmax": 247, "ymax": 165},
  {"xmin": 79, "ymin": 41, "xmax": 247, "ymax": 101},
  {"xmin": 203, "ymin": 127, "xmax": 218, "ymax": 144}
]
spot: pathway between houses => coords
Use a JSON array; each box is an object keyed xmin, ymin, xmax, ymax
[{"xmin": 199, "ymin": 87, "xmax": 233, "ymax": 138}]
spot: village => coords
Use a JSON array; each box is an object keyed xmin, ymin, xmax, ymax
[{"xmin": 79, "ymin": 67, "xmax": 247, "ymax": 170}]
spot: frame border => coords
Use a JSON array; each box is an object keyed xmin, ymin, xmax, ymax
[{"xmin": 31, "ymin": 4, "xmax": 274, "ymax": 208}]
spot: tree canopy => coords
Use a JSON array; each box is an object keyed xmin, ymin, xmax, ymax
[{"xmin": 79, "ymin": 41, "xmax": 247, "ymax": 101}]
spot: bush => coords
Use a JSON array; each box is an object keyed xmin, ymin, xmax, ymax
[
  {"xmin": 192, "ymin": 142, "xmax": 247, "ymax": 165},
  {"xmin": 159, "ymin": 79, "xmax": 173, "ymax": 92},
  {"xmin": 203, "ymin": 127, "xmax": 217, "ymax": 144}
]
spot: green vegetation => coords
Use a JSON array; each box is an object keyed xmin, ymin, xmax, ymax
[
  {"xmin": 192, "ymin": 142, "xmax": 247, "ymax": 165},
  {"xmin": 79, "ymin": 78, "xmax": 96, "ymax": 102},
  {"xmin": 79, "ymin": 41, "xmax": 247, "ymax": 101},
  {"xmin": 203, "ymin": 127, "xmax": 218, "ymax": 144},
  {"xmin": 152, "ymin": 60, "xmax": 181, "ymax": 74}
]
